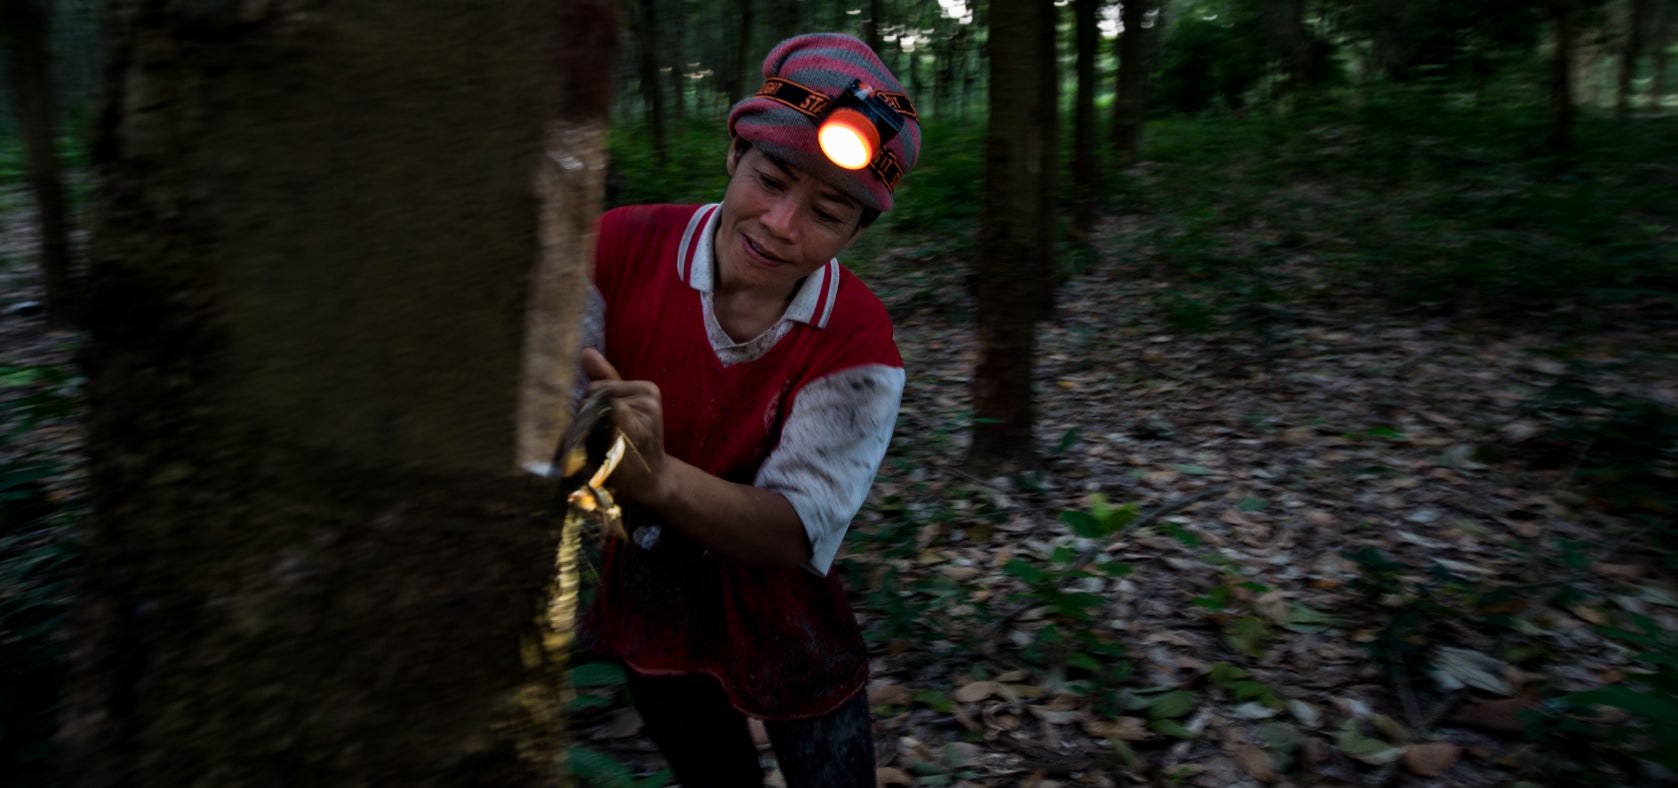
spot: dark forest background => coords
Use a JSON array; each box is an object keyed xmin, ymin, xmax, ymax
[{"xmin": 3, "ymin": 0, "xmax": 1677, "ymax": 785}]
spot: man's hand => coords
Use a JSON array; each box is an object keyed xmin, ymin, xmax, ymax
[{"xmin": 580, "ymin": 347, "xmax": 667, "ymax": 506}]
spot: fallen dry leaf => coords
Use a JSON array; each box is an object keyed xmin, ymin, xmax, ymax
[
  {"xmin": 953, "ymin": 680, "xmax": 1000, "ymax": 703},
  {"xmin": 1081, "ymin": 716, "xmax": 1151, "ymax": 741},
  {"xmin": 1402, "ymin": 741, "xmax": 1463, "ymax": 777},
  {"xmin": 1230, "ymin": 742, "xmax": 1278, "ymax": 782},
  {"xmin": 876, "ymin": 766, "xmax": 915, "ymax": 785},
  {"xmin": 1447, "ymin": 691, "xmax": 1544, "ymax": 733},
  {"xmin": 868, "ymin": 682, "xmax": 913, "ymax": 707}
]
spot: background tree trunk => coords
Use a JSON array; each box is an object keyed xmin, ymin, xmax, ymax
[
  {"xmin": 865, "ymin": 0, "xmax": 885, "ymax": 54},
  {"xmin": 1617, "ymin": 0, "xmax": 1652, "ymax": 113},
  {"xmin": 729, "ymin": 0, "xmax": 757, "ymax": 103},
  {"xmin": 1547, "ymin": 0, "xmax": 1578, "ymax": 155},
  {"xmin": 1032, "ymin": 0, "xmax": 1059, "ymax": 320},
  {"xmin": 1112, "ymin": 0, "xmax": 1149, "ymax": 158},
  {"xmin": 635, "ymin": 0, "xmax": 668, "ymax": 165},
  {"xmin": 969, "ymin": 0, "xmax": 1053, "ymax": 474},
  {"xmin": 64, "ymin": 1, "xmax": 611, "ymax": 784},
  {"xmin": 1071, "ymin": 0, "xmax": 1100, "ymax": 240},
  {"xmin": 1, "ymin": 0, "xmax": 78, "ymax": 328}
]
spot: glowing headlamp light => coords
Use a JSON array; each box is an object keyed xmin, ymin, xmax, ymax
[
  {"xmin": 750, "ymin": 75, "xmax": 916, "ymax": 193},
  {"xmin": 818, "ymin": 80, "xmax": 906, "ymax": 170}
]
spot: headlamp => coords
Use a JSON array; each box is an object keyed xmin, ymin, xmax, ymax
[
  {"xmin": 751, "ymin": 76, "xmax": 918, "ymax": 193},
  {"xmin": 818, "ymin": 80, "xmax": 906, "ymax": 171}
]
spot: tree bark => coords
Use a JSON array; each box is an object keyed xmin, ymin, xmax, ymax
[
  {"xmin": 1654, "ymin": 0, "xmax": 1675, "ymax": 101},
  {"xmin": 865, "ymin": 0, "xmax": 885, "ymax": 54},
  {"xmin": 1033, "ymin": 0, "xmax": 1059, "ymax": 321},
  {"xmin": 1071, "ymin": 0, "xmax": 1100, "ymax": 240},
  {"xmin": 1111, "ymin": 0, "xmax": 1149, "ymax": 158},
  {"xmin": 635, "ymin": 0, "xmax": 668, "ymax": 165},
  {"xmin": 729, "ymin": 0, "xmax": 757, "ymax": 103},
  {"xmin": 969, "ymin": 0, "xmax": 1053, "ymax": 474},
  {"xmin": 1287, "ymin": 0, "xmax": 1312, "ymax": 92},
  {"xmin": 1618, "ymin": 0, "xmax": 1652, "ymax": 113},
  {"xmin": 65, "ymin": 2, "xmax": 610, "ymax": 785},
  {"xmin": 1, "ymin": 0, "xmax": 78, "ymax": 328},
  {"xmin": 1547, "ymin": 0, "xmax": 1577, "ymax": 156}
]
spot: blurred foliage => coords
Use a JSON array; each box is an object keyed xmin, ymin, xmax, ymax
[{"xmin": 0, "ymin": 361, "xmax": 84, "ymax": 788}]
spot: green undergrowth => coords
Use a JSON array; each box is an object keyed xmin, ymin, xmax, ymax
[
  {"xmin": 1130, "ymin": 95, "xmax": 1678, "ymax": 327},
  {"xmin": 1, "ymin": 360, "xmax": 86, "ymax": 787}
]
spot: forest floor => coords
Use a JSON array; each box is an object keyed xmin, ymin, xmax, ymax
[
  {"xmin": 5, "ymin": 187, "xmax": 1678, "ymax": 786},
  {"xmin": 569, "ymin": 213, "xmax": 1678, "ymax": 786}
]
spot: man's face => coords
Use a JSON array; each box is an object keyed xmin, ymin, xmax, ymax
[{"xmin": 714, "ymin": 144, "xmax": 865, "ymax": 296}]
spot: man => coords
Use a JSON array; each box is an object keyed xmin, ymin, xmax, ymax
[{"xmin": 577, "ymin": 32, "xmax": 919, "ymax": 788}]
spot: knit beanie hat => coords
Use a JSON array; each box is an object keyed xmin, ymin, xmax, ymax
[{"xmin": 728, "ymin": 33, "xmax": 921, "ymax": 213}]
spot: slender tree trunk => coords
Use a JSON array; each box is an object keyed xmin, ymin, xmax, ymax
[
  {"xmin": 1619, "ymin": 0, "xmax": 1652, "ymax": 113},
  {"xmin": 1287, "ymin": 0, "xmax": 1312, "ymax": 92},
  {"xmin": 1112, "ymin": 0, "xmax": 1148, "ymax": 158},
  {"xmin": 1, "ymin": 0, "xmax": 78, "ymax": 328},
  {"xmin": 636, "ymin": 0, "xmax": 668, "ymax": 165},
  {"xmin": 1033, "ymin": 0, "xmax": 1059, "ymax": 321},
  {"xmin": 65, "ymin": 2, "xmax": 611, "ymax": 784},
  {"xmin": 865, "ymin": 0, "xmax": 885, "ymax": 53},
  {"xmin": 730, "ymin": 0, "xmax": 757, "ymax": 103},
  {"xmin": 1071, "ymin": 0, "xmax": 1100, "ymax": 240},
  {"xmin": 1548, "ymin": 0, "xmax": 1578, "ymax": 156},
  {"xmin": 970, "ymin": 0, "xmax": 1053, "ymax": 474},
  {"xmin": 1654, "ymin": 0, "xmax": 1675, "ymax": 101}
]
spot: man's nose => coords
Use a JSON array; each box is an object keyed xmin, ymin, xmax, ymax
[{"xmin": 761, "ymin": 194, "xmax": 799, "ymax": 239}]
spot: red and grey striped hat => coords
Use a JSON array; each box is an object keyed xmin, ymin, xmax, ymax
[{"xmin": 728, "ymin": 33, "xmax": 921, "ymax": 213}]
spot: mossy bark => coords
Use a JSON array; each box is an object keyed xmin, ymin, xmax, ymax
[{"xmin": 65, "ymin": 1, "xmax": 603, "ymax": 784}]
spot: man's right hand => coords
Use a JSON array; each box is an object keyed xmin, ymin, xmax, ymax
[{"xmin": 580, "ymin": 347, "xmax": 668, "ymax": 507}]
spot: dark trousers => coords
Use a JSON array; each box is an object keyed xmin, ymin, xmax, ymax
[{"xmin": 626, "ymin": 670, "xmax": 877, "ymax": 788}]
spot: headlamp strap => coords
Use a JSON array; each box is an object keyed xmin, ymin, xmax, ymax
[
  {"xmin": 755, "ymin": 77, "xmax": 918, "ymax": 122},
  {"xmin": 754, "ymin": 76, "xmax": 915, "ymax": 192}
]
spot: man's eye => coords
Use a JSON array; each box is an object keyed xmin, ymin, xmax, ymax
[
  {"xmin": 756, "ymin": 174, "xmax": 783, "ymax": 192},
  {"xmin": 813, "ymin": 208, "xmax": 840, "ymax": 225}
]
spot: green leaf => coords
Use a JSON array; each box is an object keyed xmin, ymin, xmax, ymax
[
  {"xmin": 567, "ymin": 745, "xmax": 638, "ymax": 787},
  {"xmin": 571, "ymin": 661, "xmax": 627, "ymax": 688},
  {"xmin": 1066, "ymin": 652, "xmax": 1102, "ymax": 672},
  {"xmin": 1234, "ymin": 496, "xmax": 1268, "ymax": 512},
  {"xmin": 1224, "ymin": 616, "xmax": 1271, "ymax": 660},
  {"xmin": 1173, "ymin": 463, "xmax": 1217, "ymax": 476},
  {"xmin": 1333, "ymin": 720, "xmax": 1401, "ymax": 765},
  {"xmin": 914, "ymin": 690, "xmax": 956, "ymax": 713},
  {"xmin": 1147, "ymin": 690, "xmax": 1197, "ymax": 720},
  {"xmin": 1061, "ymin": 509, "xmax": 1105, "ymax": 538},
  {"xmin": 1149, "ymin": 718, "xmax": 1197, "ymax": 739},
  {"xmin": 1053, "ymin": 427, "xmax": 1081, "ymax": 456},
  {"xmin": 1163, "ymin": 522, "xmax": 1200, "ymax": 547},
  {"xmin": 1567, "ymin": 685, "xmax": 1678, "ymax": 722},
  {"xmin": 1207, "ymin": 662, "xmax": 1250, "ymax": 686},
  {"xmin": 1003, "ymin": 558, "xmax": 1046, "ymax": 583},
  {"xmin": 1095, "ymin": 558, "xmax": 1133, "ymax": 577}
]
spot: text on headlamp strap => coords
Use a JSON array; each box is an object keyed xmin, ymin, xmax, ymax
[{"xmin": 755, "ymin": 77, "xmax": 919, "ymax": 122}]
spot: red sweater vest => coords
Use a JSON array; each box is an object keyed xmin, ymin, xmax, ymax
[{"xmin": 582, "ymin": 204, "xmax": 900, "ymax": 719}]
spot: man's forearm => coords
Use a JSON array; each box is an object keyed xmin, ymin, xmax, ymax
[{"xmin": 641, "ymin": 456, "xmax": 814, "ymax": 569}]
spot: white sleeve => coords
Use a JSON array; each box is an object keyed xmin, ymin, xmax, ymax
[{"xmin": 755, "ymin": 363, "xmax": 905, "ymax": 576}]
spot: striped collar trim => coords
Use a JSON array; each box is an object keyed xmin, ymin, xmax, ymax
[{"xmin": 674, "ymin": 203, "xmax": 841, "ymax": 329}]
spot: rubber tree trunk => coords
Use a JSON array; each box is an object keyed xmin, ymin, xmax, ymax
[
  {"xmin": 1, "ymin": 0, "xmax": 78, "ymax": 328},
  {"xmin": 969, "ymin": 0, "xmax": 1055, "ymax": 475},
  {"xmin": 1111, "ymin": 0, "xmax": 1149, "ymax": 159},
  {"xmin": 1071, "ymin": 0, "xmax": 1100, "ymax": 240},
  {"xmin": 1547, "ymin": 0, "xmax": 1578, "ymax": 156},
  {"xmin": 64, "ymin": 1, "xmax": 614, "ymax": 785}
]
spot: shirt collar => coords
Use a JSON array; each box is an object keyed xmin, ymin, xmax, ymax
[{"xmin": 674, "ymin": 203, "xmax": 841, "ymax": 329}]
